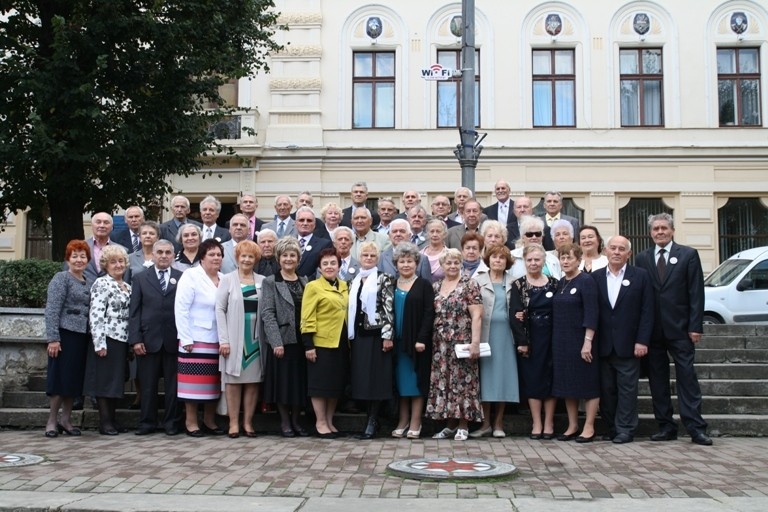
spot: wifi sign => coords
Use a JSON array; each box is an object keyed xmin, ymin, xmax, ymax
[{"xmin": 420, "ymin": 63, "xmax": 454, "ymax": 81}]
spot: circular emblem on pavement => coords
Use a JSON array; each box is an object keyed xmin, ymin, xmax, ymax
[
  {"xmin": 0, "ymin": 453, "xmax": 44, "ymax": 468},
  {"xmin": 388, "ymin": 457, "xmax": 517, "ymax": 480}
]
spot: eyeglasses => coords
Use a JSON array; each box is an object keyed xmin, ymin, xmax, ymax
[{"xmin": 524, "ymin": 231, "xmax": 543, "ymax": 238}]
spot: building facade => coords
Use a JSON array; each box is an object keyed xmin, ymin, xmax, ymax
[{"xmin": 6, "ymin": 0, "xmax": 768, "ymax": 271}]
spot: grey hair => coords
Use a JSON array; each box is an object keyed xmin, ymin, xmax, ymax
[
  {"xmin": 439, "ymin": 247, "xmax": 463, "ymax": 265},
  {"xmin": 454, "ymin": 186, "xmax": 473, "ymax": 197},
  {"xmin": 519, "ymin": 215, "xmax": 545, "ymax": 235},
  {"xmin": 153, "ymin": 239, "xmax": 174, "ymax": 252},
  {"xmin": 392, "ymin": 242, "xmax": 421, "ymax": 265},
  {"xmin": 257, "ymin": 228, "xmax": 277, "ymax": 242},
  {"xmin": 377, "ymin": 196, "xmax": 396, "ymax": 208},
  {"xmin": 332, "ymin": 226, "xmax": 354, "ymax": 241},
  {"xmin": 171, "ymin": 195, "xmax": 190, "ymax": 208},
  {"xmin": 606, "ymin": 235, "xmax": 632, "ymax": 251},
  {"xmin": 425, "ymin": 218, "xmax": 447, "ymax": 234},
  {"xmin": 351, "ymin": 181, "xmax": 368, "ymax": 191},
  {"xmin": 481, "ymin": 219, "xmax": 508, "ymax": 243},
  {"xmin": 407, "ymin": 205, "xmax": 427, "ymax": 217},
  {"xmin": 390, "ymin": 218, "xmax": 412, "ymax": 234},
  {"xmin": 176, "ymin": 223, "xmax": 201, "ymax": 243},
  {"xmin": 295, "ymin": 205, "xmax": 316, "ymax": 219},
  {"xmin": 275, "ymin": 237, "xmax": 301, "ymax": 259},
  {"xmin": 200, "ymin": 195, "xmax": 222, "ymax": 213},
  {"xmin": 648, "ymin": 212, "xmax": 674, "ymax": 230},
  {"xmin": 549, "ymin": 219, "xmax": 574, "ymax": 240},
  {"xmin": 544, "ymin": 191, "xmax": 563, "ymax": 201},
  {"xmin": 352, "ymin": 206, "xmax": 372, "ymax": 219},
  {"xmin": 274, "ymin": 194, "xmax": 292, "ymax": 205}
]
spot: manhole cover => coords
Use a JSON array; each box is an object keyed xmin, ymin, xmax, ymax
[
  {"xmin": 0, "ymin": 453, "xmax": 45, "ymax": 468},
  {"xmin": 388, "ymin": 457, "xmax": 517, "ymax": 480}
]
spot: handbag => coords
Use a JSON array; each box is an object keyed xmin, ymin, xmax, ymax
[{"xmin": 454, "ymin": 342, "xmax": 491, "ymax": 358}]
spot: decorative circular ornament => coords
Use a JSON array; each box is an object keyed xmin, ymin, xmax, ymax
[
  {"xmin": 622, "ymin": 279, "xmax": 631, "ymax": 286},
  {"xmin": 0, "ymin": 453, "xmax": 44, "ymax": 469},
  {"xmin": 669, "ymin": 257, "xmax": 678, "ymax": 264},
  {"xmin": 633, "ymin": 13, "xmax": 650, "ymax": 35},
  {"xmin": 545, "ymin": 14, "xmax": 562, "ymax": 36},
  {"xmin": 388, "ymin": 457, "xmax": 517, "ymax": 480},
  {"xmin": 570, "ymin": 288, "xmax": 577, "ymax": 294},
  {"xmin": 731, "ymin": 12, "xmax": 748, "ymax": 35},
  {"xmin": 366, "ymin": 17, "xmax": 383, "ymax": 39}
]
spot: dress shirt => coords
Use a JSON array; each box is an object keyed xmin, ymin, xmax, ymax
[
  {"xmin": 202, "ymin": 225, "xmax": 215, "ymax": 240},
  {"xmin": 498, "ymin": 201, "xmax": 510, "ymax": 225},
  {"xmin": 655, "ymin": 242, "xmax": 673, "ymax": 264},
  {"xmin": 545, "ymin": 213, "xmax": 560, "ymax": 227},
  {"xmin": 606, "ymin": 265, "xmax": 626, "ymax": 308}
]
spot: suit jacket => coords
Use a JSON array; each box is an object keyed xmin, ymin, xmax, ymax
[
  {"xmin": 474, "ymin": 271, "xmax": 516, "ymax": 345},
  {"xmin": 290, "ymin": 212, "xmax": 331, "ymax": 240},
  {"xmin": 352, "ymin": 230, "xmax": 390, "ymax": 259},
  {"xmin": 260, "ymin": 273, "xmax": 309, "ymax": 348},
  {"xmin": 379, "ymin": 246, "xmax": 432, "ymax": 280},
  {"xmin": 635, "ymin": 242, "xmax": 705, "ymax": 340},
  {"xmin": 112, "ymin": 229, "xmax": 140, "ymax": 254},
  {"xmin": 215, "ymin": 270, "xmax": 265, "ymax": 377},
  {"xmin": 263, "ymin": 217, "xmax": 297, "ymax": 239},
  {"xmin": 592, "ymin": 265, "xmax": 655, "ymax": 358},
  {"xmin": 445, "ymin": 224, "xmax": 481, "ymax": 250},
  {"xmin": 300, "ymin": 276, "xmax": 349, "ymax": 349},
  {"xmin": 159, "ymin": 218, "xmax": 202, "ymax": 251},
  {"xmin": 200, "ymin": 224, "xmax": 232, "ymax": 243},
  {"xmin": 297, "ymin": 235, "xmax": 333, "ymax": 278},
  {"xmin": 341, "ymin": 205, "xmax": 380, "ymax": 228},
  {"xmin": 128, "ymin": 265, "xmax": 181, "ymax": 353},
  {"xmin": 225, "ymin": 215, "xmax": 264, "ymax": 240},
  {"xmin": 338, "ymin": 256, "xmax": 361, "ymax": 282},
  {"xmin": 541, "ymin": 213, "xmax": 580, "ymax": 237},
  {"xmin": 221, "ymin": 239, "xmax": 239, "ymax": 274},
  {"xmin": 484, "ymin": 201, "xmax": 517, "ymax": 249},
  {"xmin": 129, "ymin": 250, "xmax": 154, "ymax": 277},
  {"xmin": 82, "ymin": 238, "xmax": 129, "ymax": 282}
]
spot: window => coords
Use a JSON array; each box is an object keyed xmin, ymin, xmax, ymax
[
  {"xmin": 717, "ymin": 48, "xmax": 761, "ymax": 126},
  {"xmin": 718, "ymin": 198, "xmax": 768, "ymax": 261},
  {"xmin": 618, "ymin": 198, "xmax": 672, "ymax": 265},
  {"xmin": 353, "ymin": 52, "xmax": 395, "ymax": 128},
  {"xmin": 437, "ymin": 50, "xmax": 480, "ymax": 128},
  {"xmin": 532, "ymin": 49, "xmax": 575, "ymax": 127},
  {"xmin": 620, "ymin": 48, "xmax": 663, "ymax": 126}
]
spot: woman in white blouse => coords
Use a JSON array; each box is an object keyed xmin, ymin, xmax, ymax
[
  {"xmin": 175, "ymin": 238, "xmax": 225, "ymax": 437},
  {"xmin": 86, "ymin": 245, "xmax": 131, "ymax": 435}
]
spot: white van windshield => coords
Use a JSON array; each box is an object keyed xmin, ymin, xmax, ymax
[{"xmin": 705, "ymin": 259, "xmax": 751, "ymax": 287}]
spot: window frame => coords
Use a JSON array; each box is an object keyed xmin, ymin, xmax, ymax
[
  {"xmin": 436, "ymin": 49, "xmax": 480, "ymax": 129},
  {"xmin": 717, "ymin": 47, "xmax": 762, "ymax": 127},
  {"xmin": 619, "ymin": 47, "xmax": 664, "ymax": 127},
  {"xmin": 532, "ymin": 48, "xmax": 576, "ymax": 128},
  {"xmin": 352, "ymin": 51, "xmax": 396, "ymax": 129}
]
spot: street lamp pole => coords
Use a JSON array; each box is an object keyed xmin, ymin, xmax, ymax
[{"xmin": 453, "ymin": 0, "xmax": 483, "ymax": 194}]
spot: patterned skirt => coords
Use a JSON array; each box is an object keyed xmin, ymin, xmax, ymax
[{"xmin": 177, "ymin": 341, "xmax": 221, "ymax": 402}]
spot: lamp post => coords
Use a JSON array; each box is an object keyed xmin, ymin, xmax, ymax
[{"xmin": 452, "ymin": 0, "xmax": 484, "ymax": 194}]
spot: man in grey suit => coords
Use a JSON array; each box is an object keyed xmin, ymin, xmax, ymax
[
  {"xmin": 262, "ymin": 195, "xmax": 297, "ymax": 239},
  {"xmin": 541, "ymin": 191, "xmax": 579, "ymax": 236},
  {"xmin": 129, "ymin": 240, "xmax": 182, "ymax": 436},
  {"xmin": 635, "ymin": 213, "xmax": 712, "ymax": 446},
  {"xmin": 447, "ymin": 186, "xmax": 473, "ymax": 224},
  {"xmin": 199, "ymin": 195, "xmax": 231, "ymax": 243},
  {"xmin": 221, "ymin": 214, "xmax": 250, "ymax": 274},
  {"xmin": 332, "ymin": 226, "xmax": 360, "ymax": 282},
  {"xmin": 159, "ymin": 195, "xmax": 201, "ymax": 252},
  {"xmin": 379, "ymin": 219, "xmax": 431, "ymax": 279},
  {"xmin": 112, "ymin": 206, "xmax": 145, "ymax": 254},
  {"xmin": 83, "ymin": 212, "xmax": 126, "ymax": 281},
  {"xmin": 446, "ymin": 199, "xmax": 484, "ymax": 249},
  {"xmin": 593, "ymin": 236, "xmax": 654, "ymax": 444}
]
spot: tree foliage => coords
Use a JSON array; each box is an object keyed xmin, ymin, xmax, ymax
[{"xmin": 0, "ymin": 0, "xmax": 282, "ymax": 258}]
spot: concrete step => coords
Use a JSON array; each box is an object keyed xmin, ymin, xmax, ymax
[
  {"xmin": 697, "ymin": 336, "xmax": 768, "ymax": 349},
  {"xmin": 638, "ymin": 379, "xmax": 768, "ymax": 396},
  {"xmin": 695, "ymin": 349, "xmax": 768, "ymax": 363},
  {"xmin": 637, "ymin": 396, "xmax": 768, "ymax": 415},
  {"xmin": 2, "ymin": 391, "xmax": 141, "ymax": 409},
  {"xmin": 703, "ymin": 324, "xmax": 768, "ymax": 337},
  {"xmin": 2, "ymin": 407, "xmax": 766, "ymax": 437},
  {"xmin": 672, "ymin": 363, "xmax": 768, "ymax": 379}
]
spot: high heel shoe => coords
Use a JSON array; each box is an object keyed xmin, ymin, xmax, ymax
[
  {"xmin": 391, "ymin": 427, "xmax": 408, "ymax": 438},
  {"xmin": 57, "ymin": 423, "xmax": 81, "ymax": 436},
  {"xmin": 406, "ymin": 426, "xmax": 422, "ymax": 439},
  {"xmin": 469, "ymin": 426, "xmax": 493, "ymax": 438}
]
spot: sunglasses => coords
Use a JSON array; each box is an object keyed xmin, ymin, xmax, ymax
[{"xmin": 524, "ymin": 231, "xmax": 543, "ymax": 238}]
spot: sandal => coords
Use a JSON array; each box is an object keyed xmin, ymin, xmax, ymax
[
  {"xmin": 432, "ymin": 427, "xmax": 456, "ymax": 439},
  {"xmin": 454, "ymin": 429, "xmax": 469, "ymax": 441}
]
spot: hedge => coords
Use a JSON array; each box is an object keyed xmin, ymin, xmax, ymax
[{"xmin": 0, "ymin": 259, "xmax": 62, "ymax": 308}]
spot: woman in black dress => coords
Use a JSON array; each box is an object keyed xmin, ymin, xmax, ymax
[
  {"xmin": 44, "ymin": 240, "xmax": 94, "ymax": 437},
  {"xmin": 347, "ymin": 241, "xmax": 393, "ymax": 439},
  {"xmin": 513, "ymin": 244, "xmax": 559, "ymax": 439},
  {"xmin": 552, "ymin": 243, "xmax": 599, "ymax": 443},
  {"xmin": 260, "ymin": 238, "xmax": 309, "ymax": 437}
]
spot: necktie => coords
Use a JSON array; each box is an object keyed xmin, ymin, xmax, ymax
[
  {"xmin": 159, "ymin": 269, "xmax": 167, "ymax": 292},
  {"xmin": 132, "ymin": 233, "xmax": 140, "ymax": 253},
  {"xmin": 205, "ymin": 227, "xmax": 213, "ymax": 240},
  {"xmin": 340, "ymin": 259, "xmax": 348, "ymax": 280},
  {"xmin": 277, "ymin": 221, "xmax": 285, "ymax": 238},
  {"xmin": 657, "ymin": 248, "xmax": 667, "ymax": 281},
  {"xmin": 411, "ymin": 234, "xmax": 419, "ymax": 244},
  {"xmin": 300, "ymin": 237, "xmax": 306, "ymax": 253},
  {"xmin": 249, "ymin": 217, "xmax": 255, "ymax": 240}
]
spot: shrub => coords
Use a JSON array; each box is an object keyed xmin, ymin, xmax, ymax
[{"xmin": 0, "ymin": 259, "xmax": 62, "ymax": 308}]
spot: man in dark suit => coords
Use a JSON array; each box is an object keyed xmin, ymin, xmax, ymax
[
  {"xmin": 430, "ymin": 195, "xmax": 460, "ymax": 228},
  {"xmin": 483, "ymin": 179, "xmax": 516, "ymax": 249},
  {"xmin": 199, "ymin": 195, "xmax": 232, "ymax": 243},
  {"xmin": 593, "ymin": 235, "xmax": 654, "ymax": 444},
  {"xmin": 295, "ymin": 206, "xmax": 332, "ymax": 278},
  {"xmin": 635, "ymin": 213, "xmax": 712, "ymax": 446},
  {"xmin": 159, "ymin": 195, "xmax": 201, "ymax": 252},
  {"xmin": 341, "ymin": 181, "xmax": 380, "ymax": 227},
  {"xmin": 541, "ymin": 191, "xmax": 580, "ymax": 236},
  {"xmin": 128, "ymin": 240, "xmax": 182, "ymax": 436},
  {"xmin": 112, "ymin": 206, "xmax": 145, "ymax": 254},
  {"xmin": 290, "ymin": 191, "xmax": 329, "ymax": 240},
  {"xmin": 513, "ymin": 196, "xmax": 552, "ymax": 249},
  {"xmin": 238, "ymin": 194, "xmax": 264, "ymax": 240}
]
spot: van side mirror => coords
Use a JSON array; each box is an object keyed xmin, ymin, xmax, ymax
[{"xmin": 736, "ymin": 278, "xmax": 753, "ymax": 292}]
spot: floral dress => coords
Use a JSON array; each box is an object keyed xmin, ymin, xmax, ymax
[{"xmin": 425, "ymin": 276, "xmax": 484, "ymax": 422}]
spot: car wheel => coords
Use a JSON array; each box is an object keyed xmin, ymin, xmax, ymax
[{"xmin": 702, "ymin": 314, "xmax": 723, "ymax": 325}]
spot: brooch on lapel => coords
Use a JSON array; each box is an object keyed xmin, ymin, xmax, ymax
[{"xmin": 622, "ymin": 279, "xmax": 630, "ymax": 286}]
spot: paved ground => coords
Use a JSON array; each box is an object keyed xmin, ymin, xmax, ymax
[{"xmin": 1, "ymin": 429, "xmax": 767, "ymax": 507}]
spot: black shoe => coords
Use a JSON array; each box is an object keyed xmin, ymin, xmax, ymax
[
  {"xmin": 44, "ymin": 429, "xmax": 59, "ymax": 438},
  {"xmin": 650, "ymin": 430, "xmax": 678, "ymax": 441},
  {"xmin": 612, "ymin": 433, "xmax": 633, "ymax": 444},
  {"xmin": 57, "ymin": 423, "xmax": 81, "ymax": 436},
  {"xmin": 575, "ymin": 434, "xmax": 595, "ymax": 443},
  {"xmin": 135, "ymin": 427, "xmax": 154, "ymax": 436},
  {"xmin": 201, "ymin": 424, "xmax": 226, "ymax": 436},
  {"xmin": 244, "ymin": 431, "xmax": 258, "ymax": 438},
  {"xmin": 165, "ymin": 427, "xmax": 180, "ymax": 436},
  {"xmin": 354, "ymin": 431, "xmax": 374, "ymax": 440},
  {"xmin": 185, "ymin": 428, "xmax": 204, "ymax": 438},
  {"xmin": 557, "ymin": 432, "xmax": 578, "ymax": 441},
  {"xmin": 541, "ymin": 432, "xmax": 555, "ymax": 440},
  {"xmin": 99, "ymin": 427, "xmax": 119, "ymax": 436},
  {"xmin": 529, "ymin": 432, "xmax": 542, "ymax": 440},
  {"xmin": 316, "ymin": 431, "xmax": 336, "ymax": 439},
  {"xmin": 293, "ymin": 427, "xmax": 310, "ymax": 437},
  {"xmin": 691, "ymin": 433, "xmax": 713, "ymax": 446}
]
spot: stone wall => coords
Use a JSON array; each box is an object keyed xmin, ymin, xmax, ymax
[{"xmin": 0, "ymin": 308, "xmax": 46, "ymax": 400}]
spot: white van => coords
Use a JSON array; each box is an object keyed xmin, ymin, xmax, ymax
[{"xmin": 703, "ymin": 246, "xmax": 768, "ymax": 324}]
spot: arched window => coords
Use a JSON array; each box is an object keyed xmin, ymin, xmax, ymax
[
  {"xmin": 718, "ymin": 198, "xmax": 768, "ymax": 261},
  {"xmin": 619, "ymin": 198, "xmax": 672, "ymax": 264}
]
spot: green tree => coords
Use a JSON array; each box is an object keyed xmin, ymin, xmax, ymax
[{"xmin": 0, "ymin": 0, "xmax": 282, "ymax": 258}]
